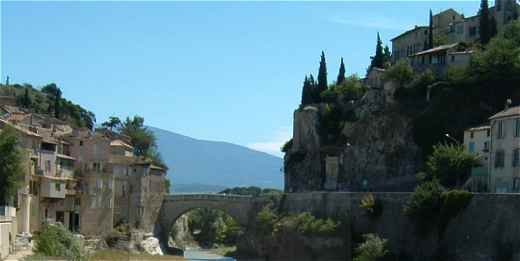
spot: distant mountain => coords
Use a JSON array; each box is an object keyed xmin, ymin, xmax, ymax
[{"xmin": 149, "ymin": 127, "xmax": 284, "ymax": 193}]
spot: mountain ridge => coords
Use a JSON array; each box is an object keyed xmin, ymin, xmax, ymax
[{"xmin": 149, "ymin": 126, "xmax": 284, "ymax": 193}]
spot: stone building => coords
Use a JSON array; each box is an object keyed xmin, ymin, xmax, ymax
[
  {"xmin": 463, "ymin": 125, "xmax": 491, "ymax": 192},
  {"xmin": 0, "ymin": 109, "xmax": 167, "ymax": 237},
  {"xmin": 489, "ymin": 104, "xmax": 520, "ymax": 193},
  {"xmin": 391, "ymin": 0, "xmax": 519, "ymax": 72},
  {"xmin": 408, "ymin": 42, "xmax": 473, "ymax": 76}
]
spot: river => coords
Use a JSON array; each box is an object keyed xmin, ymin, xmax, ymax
[{"xmin": 184, "ymin": 248, "xmax": 236, "ymax": 261}]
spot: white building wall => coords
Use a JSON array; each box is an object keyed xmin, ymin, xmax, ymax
[{"xmin": 490, "ymin": 116, "xmax": 520, "ymax": 192}]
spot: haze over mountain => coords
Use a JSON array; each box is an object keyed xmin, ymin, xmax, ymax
[{"xmin": 150, "ymin": 127, "xmax": 284, "ymax": 193}]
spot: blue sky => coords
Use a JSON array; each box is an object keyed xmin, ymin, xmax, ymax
[{"xmin": 1, "ymin": 1, "xmax": 480, "ymax": 157}]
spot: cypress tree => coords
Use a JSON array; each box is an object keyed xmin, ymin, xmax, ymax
[
  {"xmin": 370, "ymin": 33, "xmax": 385, "ymax": 69},
  {"xmin": 309, "ymin": 74, "xmax": 319, "ymax": 103},
  {"xmin": 480, "ymin": 0, "xmax": 491, "ymax": 45},
  {"xmin": 490, "ymin": 16, "xmax": 498, "ymax": 38},
  {"xmin": 23, "ymin": 88, "xmax": 31, "ymax": 108},
  {"xmin": 429, "ymin": 10, "xmax": 434, "ymax": 49},
  {"xmin": 54, "ymin": 88, "xmax": 62, "ymax": 119},
  {"xmin": 301, "ymin": 76, "xmax": 313, "ymax": 106},
  {"xmin": 383, "ymin": 45, "xmax": 392, "ymax": 66},
  {"xmin": 5, "ymin": 76, "xmax": 9, "ymax": 86},
  {"xmin": 317, "ymin": 51, "xmax": 328, "ymax": 95},
  {"xmin": 337, "ymin": 58, "xmax": 346, "ymax": 85}
]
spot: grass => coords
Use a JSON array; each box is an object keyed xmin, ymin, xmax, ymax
[{"xmin": 23, "ymin": 250, "xmax": 185, "ymax": 261}]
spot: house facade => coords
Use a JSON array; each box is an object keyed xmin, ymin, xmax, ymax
[
  {"xmin": 489, "ymin": 105, "xmax": 520, "ymax": 193},
  {"xmin": 463, "ymin": 125, "xmax": 491, "ymax": 192},
  {"xmin": 0, "ymin": 106, "xmax": 167, "ymax": 237}
]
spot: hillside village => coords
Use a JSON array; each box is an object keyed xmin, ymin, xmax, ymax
[
  {"xmin": 285, "ymin": 0, "xmax": 520, "ymax": 194},
  {"xmin": 0, "ymin": 0, "xmax": 520, "ymax": 260},
  {"xmin": 0, "ymin": 90, "xmax": 168, "ymax": 259}
]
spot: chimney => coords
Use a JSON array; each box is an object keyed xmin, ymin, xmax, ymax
[{"xmin": 505, "ymin": 98, "xmax": 512, "ymax": 109}]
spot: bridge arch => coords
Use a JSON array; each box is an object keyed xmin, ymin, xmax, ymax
[{"xmin": 154, "ymin": 193, "xmax": 262, "ymax": 250}]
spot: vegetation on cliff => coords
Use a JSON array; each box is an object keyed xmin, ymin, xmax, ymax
[
  {"xmin": 0, "ymin": 83, "xmax": 96, "ymax": 129},
  {"xmin": 0, "ymin": 125, "xmax": 25, "ymax": 205},
  {"xmin": 353, "ymin": 234, "xmax": 388, "ymax": 261}
]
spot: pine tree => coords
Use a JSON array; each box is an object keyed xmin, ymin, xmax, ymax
[
  {"xmin": 370, "ymin": 33, "xmax": 385, "ymax": 69},
  {"xmin": 480, "ymin": 0, "xmax": 491, "ymax": 45},
  {"xmin": 337, "ymin": 58, "xmax": 346, "ymax": 85},
  {"xmin": 317, "ymin": 51, "xmax": 328, "ymax": 95},
  {"xmin": 429, "ymin": 10, "xmax": 434, "ymax": 49},
  {"xmin": 490, "ymin": 16, "xmax": 498, "ymax": 38}
]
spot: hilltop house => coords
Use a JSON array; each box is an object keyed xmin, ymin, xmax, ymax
[{"xmin": 391, "ymin": 0, "xmax": 519, "ymax": 74}]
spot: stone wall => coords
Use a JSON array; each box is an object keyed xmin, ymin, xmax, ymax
[
  {"xmin": 282, "ymin": 192, "xmax": 520, "ymax": 261},
  {"xmin": 0, "ymin": 215, "xmax": 17, "ymax": 260}
]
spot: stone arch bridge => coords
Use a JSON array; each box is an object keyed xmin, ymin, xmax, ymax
[{"xmin": 153, "ymin": 193, "xmax": 267, "ymax": 247}]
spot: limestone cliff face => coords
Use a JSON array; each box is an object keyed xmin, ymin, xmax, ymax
[{"xmin": 284, "ymin": 82, "xmax": 421, "ymax": 192}]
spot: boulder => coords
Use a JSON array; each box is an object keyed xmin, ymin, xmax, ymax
[{"xmin": 139, "ymin": 237, "xmax": 163, "ymax": 256}]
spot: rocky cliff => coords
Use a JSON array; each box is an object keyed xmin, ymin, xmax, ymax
[{"xmin": 284, "ymin": 80, "xmax": 421, "ymax": 192}]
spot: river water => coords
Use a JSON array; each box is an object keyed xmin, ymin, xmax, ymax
[{"xmin": 184, "ymin": 248, "xmax": 236, "ymax": 261}]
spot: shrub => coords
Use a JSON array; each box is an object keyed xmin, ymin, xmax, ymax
[
  {"xmin": 360, "ymin": 193, "xmax": 383, "ymax": 218},
  {"xmin": 353, "ymin": 234, "xmax": 388, "ymax": 261},
  {"xmin": 439, "ymin": 190, "xmax": 473, "ymax": 230},
  {"xmin": 34, "ymin": 224, "xmax": 84, "ymax": 260},
  {"xmin": 425, "ymin": 143, "xmax": 481, "ymax": 188},
  {"xmin": 320, "ymin": 87, "xmax": 338, "ymax": 103},
  {"xmin": 383, "ymin": 60, "xmax": 414, "ymax": 87},
  {"xmin": 404, "ymin": 181, "xmax": 443, "ymax": 234}
]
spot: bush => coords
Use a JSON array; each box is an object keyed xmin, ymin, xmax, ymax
[
  {"xmin": 425, "ymin": 143, "xmax": 481, "ymax": 188},
  {"xmin": 360, "ymin": 193, "xmax": 383, "ymax": 218},
  {"xmin": 34, "ymin": 224, "xmax": 84, "ymax": 260},
  {"xmin": 353, "ymin": 234, "xmax": 388, "ymax": 261},
  {"xmin": 404, "ymin": 181, "xmax": 443, "ymax": 234},
  {"xmin": 383, "ymin": 60, "xmax": 414, "ymax": 87},
  {"xmin": 439, "ymin": 190, "xmax": 473, "ymax": 230}
]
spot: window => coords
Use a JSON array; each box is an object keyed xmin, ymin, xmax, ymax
[
  {"xmin": 470, "ymin": 131, "xmax": 474, "ymax": 139},
  {"xmin": 55, "ymin": 182, "xmax": 61, "ymax": 192},
  {"xmin": 79, "ymin": 140, "xmax": 83, "ymax": 146},
  {"xmin": 469, "ymin": 27, "xmax": 477, "ymax": 37},
  {"xmin": 487, "ymin": 129, "xmax": 490, "ymax": 137},
  {"xmin": 513, "ymin": 149, "xmax": 520, "ymax": 167},
  {"xmin": 451, "ymin": 55, "xmax": 455, "ymax": 62},
  {"xmin": 45, "ymin": 160, "xmax": 51, "ymax": 173},
  {"xmin": 495, "ymin": 150, "xmax": 505, "ymax": 168},
  {"xmin": 484, "ymin": 141, "xmax": 490, "ymax": 152},
  {"xmin": 498, "ymin": 121, "xmax": 504, "ymax": 139},
  {"xmin": 515, "ymin": 119, "xmax": 520, "ymax": 137},
  {"xmin": 469, "ymin": 142, "xmax": 475, "ymax": 153}
]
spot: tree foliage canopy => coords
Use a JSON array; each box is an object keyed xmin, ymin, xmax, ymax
[{"xmin": 0, "ymin": 126, "xmax": 24, "ymax": 205}]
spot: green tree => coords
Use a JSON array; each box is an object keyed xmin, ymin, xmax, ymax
[
  {"xmin": 425, "ymin": 143, "xmax": 481, "ymax": 188},
  {"xmin": 301, "ymin": 76, "xmax": 313, "ymax": 105},
  {"xmin": 101, "ymin": 116, "xmax": 122, "ymax": 131},
  {"xmin": 480, "ymin": 0, "xmax": 491, "ymax": 45},
  {"xmin": 370, "ymin": 33, "xmax": 385, "ymax": 69},
  {"xmin": 119, "ymin": 116, "xmax": 157, "ymax": 156},
  {"xmin": 22, "ymin": 87, "xmax": 32, "ymax": 108},
  {"xmin": 490, "ymin": 16, "xmax": 498, "ymax": 38},
  {"xmin": 317, "ymin": 51, "xmax": 328, "ymax": 96},
  {"xmin": 164, "ymin": 178, "xmax": 171, "ymax": 193},
  {"xmin": 383, "ymin": 60, "xmax": 414, "ymax": 87},
  {"xmin": 383, "ymin": 45, "xmax": 392, "ymax": 67},
  {"xmin": 308, "ymin": 74, "xmax": 320, "ymax": 104},
  {"xmin": 0, "ymin": 126, "xmax": 25, "ymax": 205},
  {"xmin": 336, "ymin": 58, "xmax": 346, "ymax": 85}
]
